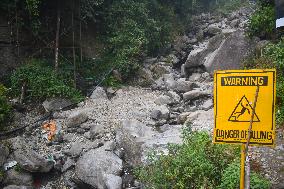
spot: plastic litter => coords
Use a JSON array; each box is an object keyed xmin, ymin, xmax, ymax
[
  {"xmin": 4, "ymin": 160, "xmax": 17, "ymax": 171},
  {"xmin": 42, "ymin": 120, "xmax": 57, "ymax": 141}
]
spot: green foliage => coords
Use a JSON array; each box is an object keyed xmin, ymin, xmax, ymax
[
  {"xmin": 0, "ymin": 84, "xmax": 12, "ymax": 130},
  {"xmin": 79, "ymin": 57, "xmax": 119, "ymax": 87},
  {"xmin": 104, "ymin": 1, "xmax": 147, "ymax": 78},
  {"xmin": 218, "ymin": 161, "xmax": 271, "ymax": 189},
  {"xmin": 214, "ymin": 0, "xmax": 248, "ymax": 15},
  {"xmin": 247, "ymin": 5, "xmax": 275, "ymax": 39},
  {"xmin": 263, "ymin": 39, "xmax": 284, "ymax": 70},
  {"xmin": 10, "ymin": 59, "xmax": 83, "ymax": 103},
  {"xmin": 263, "ymin": 39, "xmax": 284, "ymax": 126},
  {"xmin": 243, "ymin": 38, "xmax": 284, "ymax": 126},
  {"xmin": 25, "ymin": 0, "xmax": 41, "ymax": 34},
  {"xmin": 102, "ymin": 76, "xmax": 121, "ymax": 88},
  {"xmin": 104, "ymin": 0, "xmax": 189, "ymax": 79},
  {"xmin": 80, "ymin": 0, "xmax": 105, "ymax": 21},
  {"xmin": 14, "ymin": 164, "xmax": 24, "ymax": 172},
  {"xmin": 0, "ymin": 169, "xmax": 4, "ymax": 180},
  {"xmin": 25, "ymin": 0, "xmax": 40, "ymax": 17},
  {"xmin": 135, "ymin": 131, "xmax": 239, "ymax": 189}
]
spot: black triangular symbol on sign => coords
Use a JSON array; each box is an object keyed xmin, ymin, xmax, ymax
[{"xmin": 228, "ymin": 95, "xmax": 260, "ymax": 122}]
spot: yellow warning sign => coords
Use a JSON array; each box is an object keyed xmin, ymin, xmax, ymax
[{"xmin": 213, "ymin": 69, "xmax": 276, "ymax": 146}]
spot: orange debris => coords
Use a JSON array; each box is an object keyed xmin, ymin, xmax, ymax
[{"xmin": 42, "ymin": 120, "xmax": 57, "ymax": 141}]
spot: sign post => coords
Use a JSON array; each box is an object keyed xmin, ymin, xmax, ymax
[
  {"xmin": 213, "ymin": 69, "xmax": 276, "ymax": 188},
  {"xmin": 240, "ymin": 144, "xmax": 246, "ymax": 189}
]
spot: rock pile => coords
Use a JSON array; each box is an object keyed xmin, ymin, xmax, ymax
[{"xmin": 2, "ymin": 6, "xmax": 283, "ymax": 189}]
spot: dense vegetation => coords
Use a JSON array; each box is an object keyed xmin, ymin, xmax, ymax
[
  {"xmin": 10, "ymin": 59, "xmax": 83, "ymax": 103},
  {"xmin": 135, "ymin": 131, "xmax": 271, "ymax": 188},
  {"xmin": 247, "ymin": 4, "xmax": 275, "ymax": 39},
  {"xmin": 245, "ymin": 0, "xmax": 284, "ymax": 127},
  {"xmin": 0, "ymin": 0, "xmax": 245, "ymax": 104},
  {"xmin": 0, "ymin": 84, "xmax": 11, "ymax": 130},
  {"xmin": 0, "ymin": 0, "xmax": 226, "ymax": 129},
  {"xmin": 244, "ymin": 39, "xmax": 284, "ymax": 126}
]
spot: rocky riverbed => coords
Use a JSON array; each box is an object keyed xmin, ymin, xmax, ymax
[{"xmin": 1, "ymin": 5, "xmax": 284, "ymax": 189}]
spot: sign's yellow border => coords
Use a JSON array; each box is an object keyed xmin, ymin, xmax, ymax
[{"xmin": 213, "ymin": 69, "xmax": 276, "ymax": 147}]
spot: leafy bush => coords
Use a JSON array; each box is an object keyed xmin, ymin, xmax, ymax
[
  {"xmin": 135, "ymin": 131, "xmax": 239, "ymax": 189},
  {"xmin": 263, "ymin": 39, "xmax": 284, "ymax": 126},
  {"xmin": 263, "ymin": 39, "xmax": 284, "ymax": 71},
  {"xmin": 214, "ymin": 0, "xmax": 248, "ymax": 15},
  {"xmin": 102, "ymin": 76, "xmax": 121, "ymax": 88},
  {"xmin": 243, "ymin": 38, "xmax": 284, "ymax": 126},
  {"xmin": 247, "ymin": 5, "xmax": 275, "ymax": 39},
  {"xmin": 10, "ymin": 59, "xmax": 83, "ymax": 103},
  {"xmin": 218, "ymin": 161, "xmax": 271, "ymax": 189},
  {"xmin": 0, "ymin": 84, "xmax": 12, "ymax": 130},
  {"xmin": 104, "ymin": 0, "xmax": 182, "ymax": 79}
]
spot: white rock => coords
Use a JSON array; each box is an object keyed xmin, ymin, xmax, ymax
[
  {"xmin": 90, "ymin": 87, "xmax": 108, "ymax": 100},
  {"xmin": 66, "ymin": 111, "xmax": 88, "ymax": 127},
  {"xmin": 183, "ymin": 90, "xmax": 210, "ymax": 101}
]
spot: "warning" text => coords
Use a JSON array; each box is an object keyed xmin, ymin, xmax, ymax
[{"xmin": 221, "ymin": 76, "xmax": 268, "ymax": 86}]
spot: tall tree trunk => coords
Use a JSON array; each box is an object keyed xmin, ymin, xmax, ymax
[
  {"xmin": 54, "ymin": 2, "xmax": 61, "ymax": 72},
  {"xmin": 72, "ymin": 0, "xmax": 76, "ymax": 88},
  {"xmin": 79, "ymin": 0, "xmax": 83, "ymax": 65},
  {"xmin": 15, "ymin": 1, "xmax": 19, "ymax": 56}
]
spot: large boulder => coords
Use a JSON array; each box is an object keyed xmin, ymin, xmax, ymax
[
  {"xmin": 177, "ymin": 112, "xmax": 191, "ymax": 124},
  {"xmin": 150, "ymin": 64, "xmax": 170, "ymax": 79},
  {"xmin": 42, "ymin": 98, "xmax": 73, "ymax": 112},
  {"xmin": 11, "ymin": 137, "xmax": 54, "ymax": 173},
  {"xmin": 116, "ymin": 120, "xmax": 182, "ymax": 166},
  {"xmin": 188, "ymin": 73, "xmax": 202, "ymax": 82},
  {"xmin": 116, "ymin": 120, "xmax": 154, "ymax": 166},
  {"xmin": 173, "ymin": 35, "xmax": 191, "ymax": 52},
  {"xmin": 64, "ymin": 140, "xmax": 99, "ymax": 158},
  {"xmin": 3, "ymin": 169, "xmax": 33, "ymax": 186},
  {"xmin": 196, "ymin": 29, "xmax": 204, "ymax": 41},
  {"xmin": 189, "ymin": 109, "xmax": 214, "ymax": 132},
  {"xmin": 144, "ymin": 57, "xmax": 157, "ymax": 64},
  {"xmin": 154, "ymin": 92, "xmax": 181, "ymax": 106},
  {"xmin": 173, "ymin": 78, "xmax": 194, "ymax": 93},
  {"xmin": 150, "ymin": 106, "xmax": 170, "ymax": 120},
  {"xmin": 207, "ymin": 24, "xmax": 222, "ymax": 36},
  {"xmin": 66, "ymin": 111, "xmax": 88, "ymax": 127},
  {"xmin": 3, "ymin": 186, "xmax": 33, "ymax": 189},
  {"xmin": 0, "ymin": 144, "xmax": 9, "ymax": 166},
  {"xmin": 139, "ymin": 125, "xmax": 183, "ymax": 163},
  {"xmin": 154, "ymin": 95, "xmax": 172, "ymax": 105},
  {"xmin": 162, "ymin": 74, "xmax": 194, "ymax": 93},
  {"xmin": 167, "ymin": 54, "xmax": 180, "ymax": 66},
  {"xmin": 104, "ymin": 174, "xmax": 122, "ymax": 189},
  {"xmin": 64, "ymin": 141, "xmax": 85, "ymax": 158},
  {"xmin": 75, "ymin": 147, "xmax": 123, "ymax": 189},
  {"xmin": 89, "ymin": 124, "xmax": 106, "ymax": 139},
  {"xmin": 90, "ymin": 87, "xmax": 108, "ymax": 100},
  {"xmin": 132, "ymin": 68, "xmax": 155, "ymax": 87},
  {"xmin": 166, "ymin": 91, "xmax": 181, "ymax": 104},
  {"xmin": 163, "ymin": 74, "xmax": 177, "ymax": 90},
  {"xmin": 183, "ymin": 33, "xmax": 225, "ymax": 76},
  {"xmin": 62, "ymin": 157, "xmax": 75, "ymax": 172},
  {"xmin": 200, "ymin": 99, "xmax": 213, "ymax": 110},
  {"xmin": 204, "ymin": 30, "xmax": 255, "ymax": 73},
  {"xmin": 183, "ymin": 90, "xmax": 210, "ymax": 101}
]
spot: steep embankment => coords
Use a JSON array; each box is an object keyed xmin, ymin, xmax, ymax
[{"xmin": 1, "ymin": 6, "xmax": 283, "ymax": 189}]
